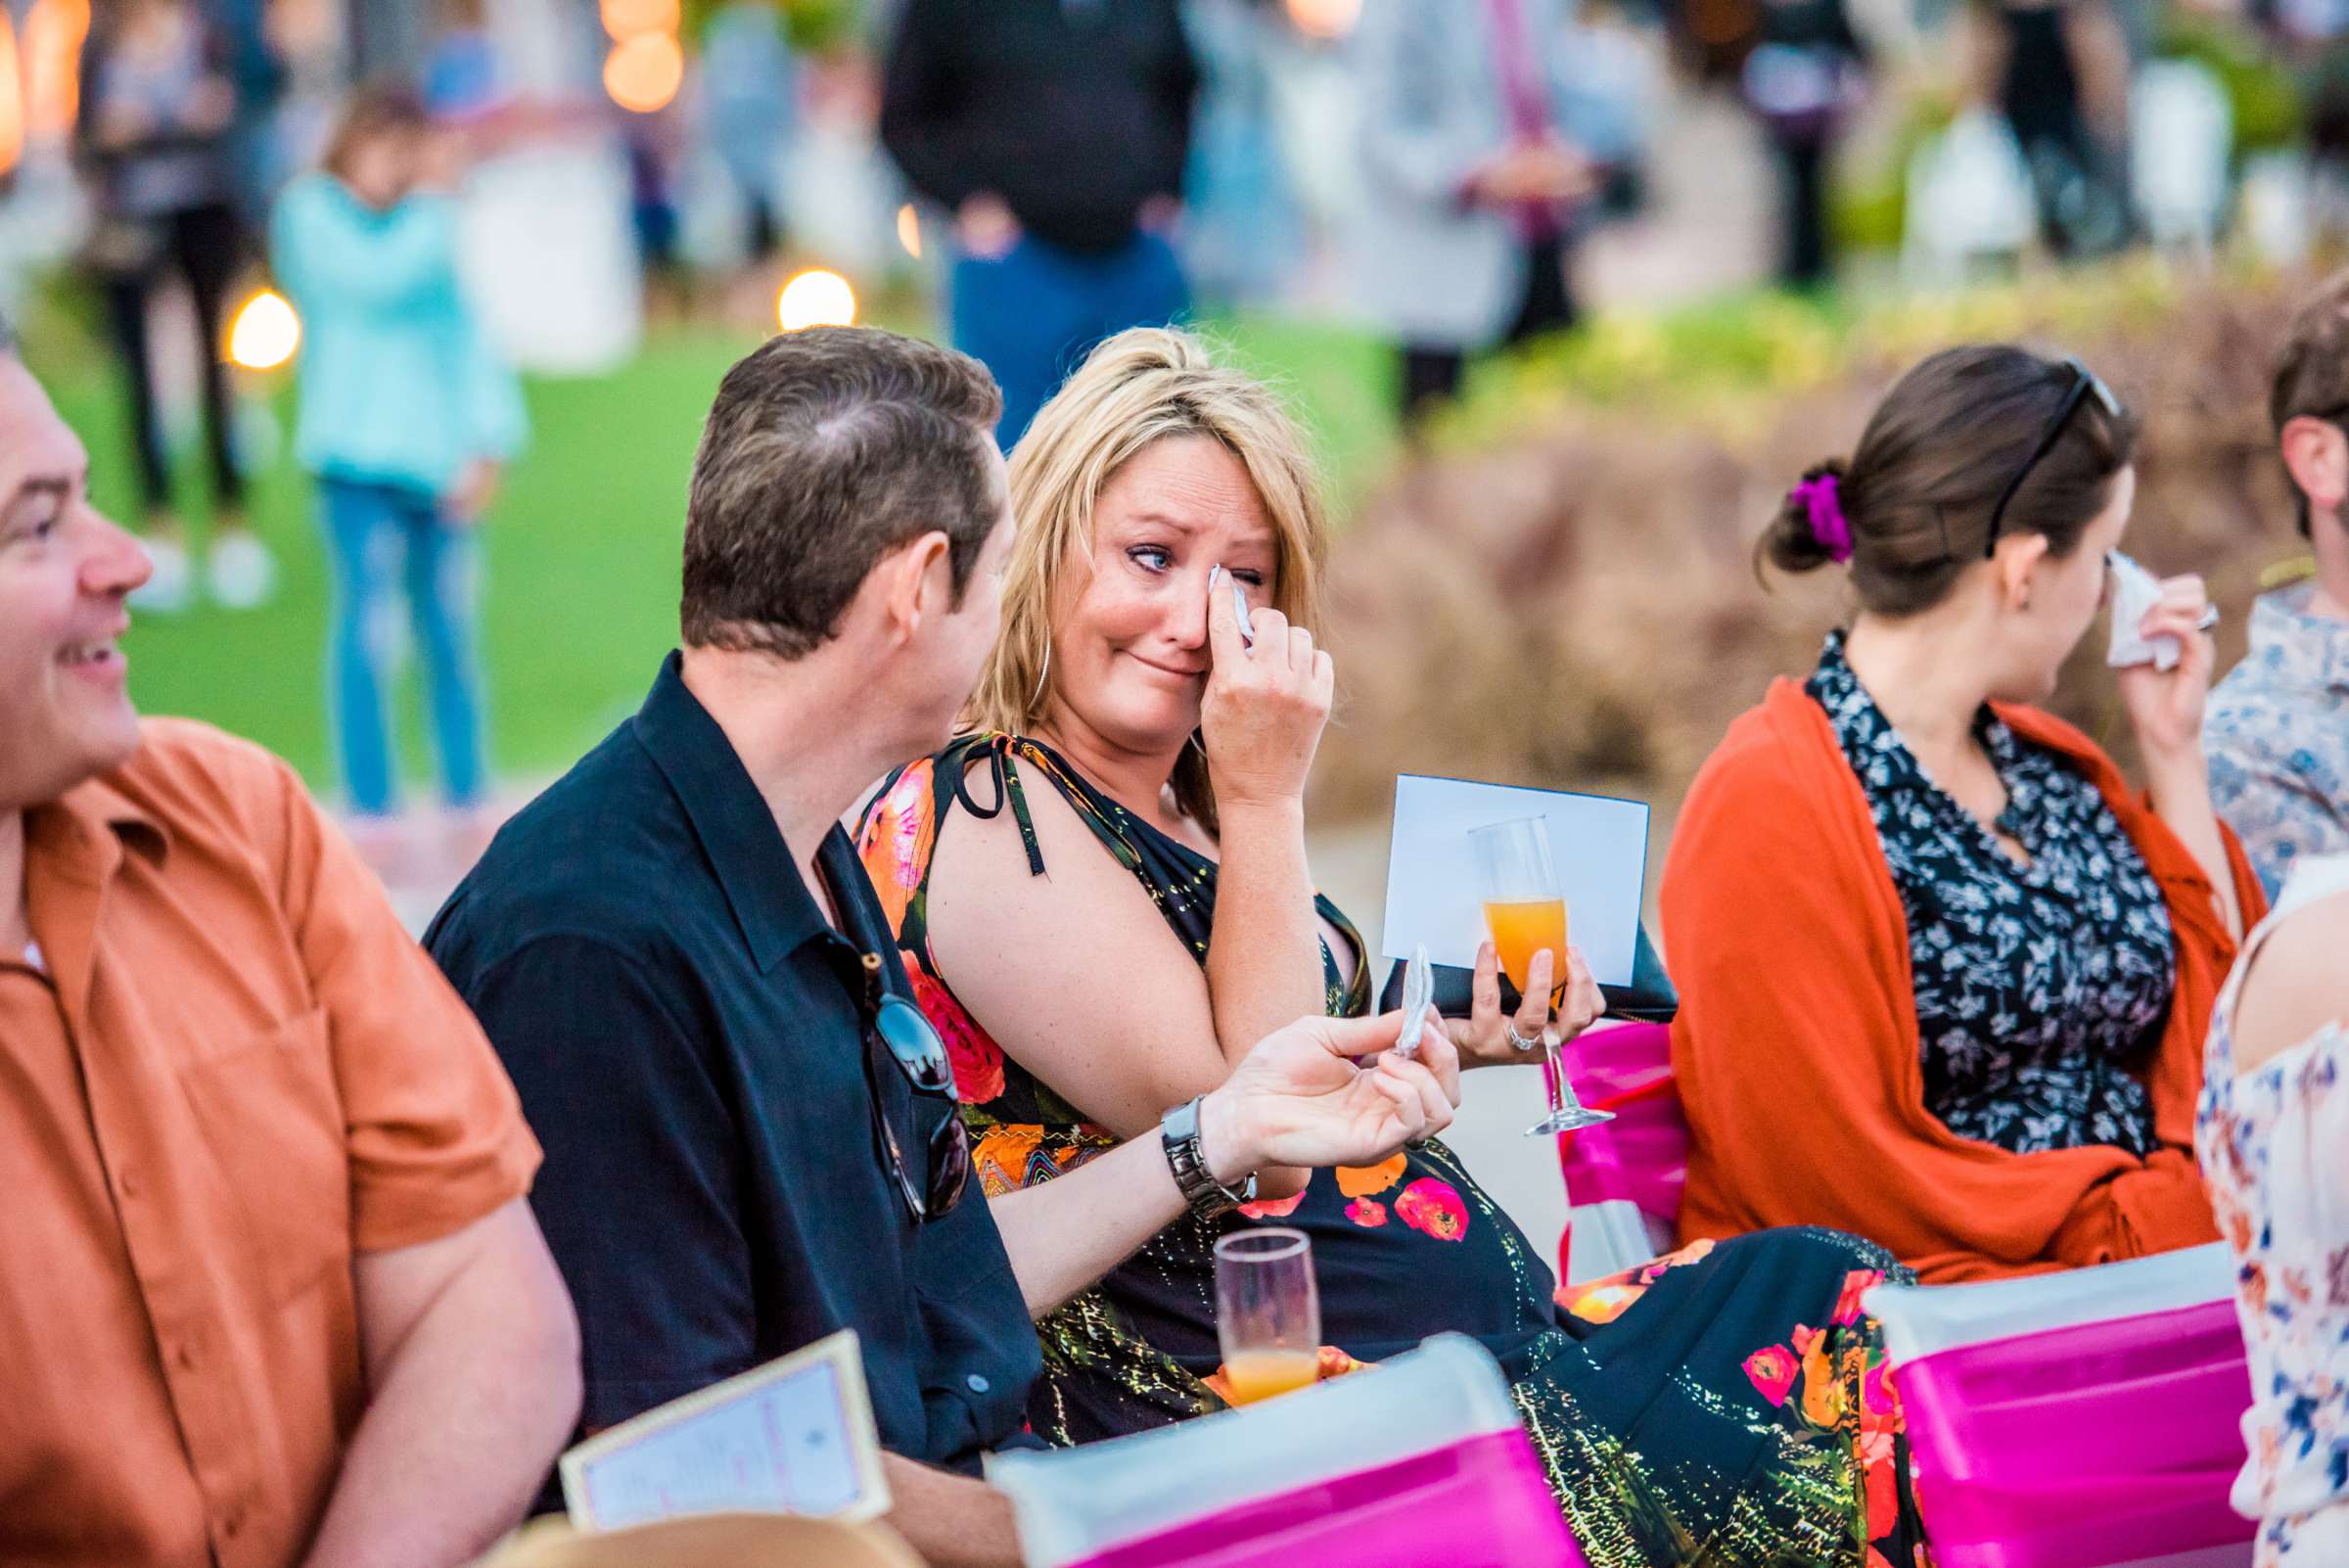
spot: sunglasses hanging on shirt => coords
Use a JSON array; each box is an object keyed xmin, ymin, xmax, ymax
[{"xmin": 815, "ymin": 830, "xmax": 972, "ymax": 1222}]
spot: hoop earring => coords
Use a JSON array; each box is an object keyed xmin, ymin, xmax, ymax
[{"xmin": 1028, "ymin": 642, "xmax": 1052, "ymax": 712}]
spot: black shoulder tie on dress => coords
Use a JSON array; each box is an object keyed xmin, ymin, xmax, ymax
[{"xmin": 948, "ymin": 735, "xmax": 1048, "ymax": 880}]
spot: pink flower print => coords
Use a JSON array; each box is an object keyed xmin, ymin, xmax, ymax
[
  {"xmin": 1238, "ymin": 1191, "xmax": 1306, "ymax": 1221},
  {"xmin": 906, "ymin": 966, "xmax": 1004, "ymax": 1103},
  {"xmin": 1345, "ymin": 1196, "xmax": 1389, "ymax": 1228},
  {"xmin": 1862, "ymin": 1357, "xmax": 1898, "ymax": 1419},
  {"xmin": 1743, "ymin": 1344, "xmax": 1799, "ymax": 1407},
  {"xmin": 1393, "ymin": 1177, "xmax": 1469, "ymax": 1241},
  {"xmin": 1833, "ymin": 1269, "xmax": 1882, "ymax": 1326}
]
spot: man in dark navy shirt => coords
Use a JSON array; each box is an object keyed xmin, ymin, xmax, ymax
[{"xmin": 428, "ymin": 328, "xmax": 1458, "ymax": 1568}]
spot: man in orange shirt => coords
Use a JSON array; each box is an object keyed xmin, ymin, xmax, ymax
[{"xmin": 0, "ymin": 338, "xmax": 581, "ymax": 1566}]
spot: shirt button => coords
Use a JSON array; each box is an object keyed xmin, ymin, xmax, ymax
[{"xmin": 964, "ymin": 1373, "xmax": 990, "ymax": 1395}]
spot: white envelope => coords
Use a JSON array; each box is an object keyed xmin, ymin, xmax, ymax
[{"xmin": 1379, "ymin": 774, "xmax": 1650, "ymax": 989}]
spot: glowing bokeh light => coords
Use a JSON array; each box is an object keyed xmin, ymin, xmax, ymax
[
  {"xmin": 24, "ymin": 0, "xmax": 90, "ymax": 138},
  {"xmin": 227, "ymin": 290, "xmax": 300, "ymax": 370},
  {"xmin": 776, "ymin": 269, "xmax": 857, "ymax": 332},
  {"xmin": 604, "ymin": 31, "xmax": 684, "ymax": 115},
  {"xmin": 896, "ymin": 204, "xmax": 923, "ymax": 260},
  {"xmin": 1285, "ymin": 0, "xmax": 1360, "ymax": 38},
  {"xmin": 599, "ymin": 0, "xmax": 679, "ymax": 39},
  {"xmin": 0, "ymin": 13, "xmax": 24, "ymax": 178}
]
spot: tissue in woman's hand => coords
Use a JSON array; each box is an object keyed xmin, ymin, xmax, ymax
[{"xmin": 2106, "ymin": 551, "xmax": 2183, "ymax": 672}]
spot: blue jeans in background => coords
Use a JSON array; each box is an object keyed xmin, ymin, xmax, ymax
[
  {"xmin": 950, "ymin": 229, "xmax": 1189, "ymax": 449},
  {"xmin": 318, "ymin": 476, "xmax": 485, "ymax": 817}
]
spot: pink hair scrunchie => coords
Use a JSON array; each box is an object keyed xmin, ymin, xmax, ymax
[{"xmin": 1789, "ymin": 473, "xmax": 1852, "ymax": 565}]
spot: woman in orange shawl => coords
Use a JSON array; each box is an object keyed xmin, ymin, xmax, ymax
[{"xmin": 1664, "ymin": 346, "xmax": 2265, "ymax": 1283}]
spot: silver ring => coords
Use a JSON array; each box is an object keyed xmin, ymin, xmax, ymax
[{"xmin": 1505, "ymin": 1021, "xmax": 1543, "ymax": 1053}]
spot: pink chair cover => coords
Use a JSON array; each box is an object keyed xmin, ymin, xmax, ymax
[{"xmin": 1547, "ymin": 1022, "xmax": 1687, "ymax": 1278}]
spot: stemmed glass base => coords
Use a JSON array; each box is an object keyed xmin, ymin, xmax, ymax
[
  {"xmin": 1526, "ymin": 1104, "xmax": 1615, "ymax": 1137},
  {"xmin": 1525, "ymin": 1040, "xmax": 1613, "ymax": 1137}
]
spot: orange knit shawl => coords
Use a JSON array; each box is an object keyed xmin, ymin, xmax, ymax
[{"xmin": 1662, "ymin": 678, "xmax": 2266, "ymax": 1282}]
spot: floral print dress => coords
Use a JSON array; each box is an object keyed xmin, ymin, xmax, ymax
[
  {"xmin": 2197, "ymin": 853, "xmax": 2349, "ymax": 1568},
  {"xmin": 858, "ymin": 732, "xmax": 1931, "ymax": 1567},
  {"xmin": 1810, "ymin": 632, "xmax": 2178, "ymax": 1155}
]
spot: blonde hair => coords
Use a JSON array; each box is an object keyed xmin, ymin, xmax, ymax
[{"xmin": 962, "ymin": 326, "xmax": 1331, "ymax": 831}]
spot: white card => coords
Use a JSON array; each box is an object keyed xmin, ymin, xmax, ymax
[
  {"xmin": 1379, "ymin": 774, "xmax": 1650, "ymax": 988},
  {"xmin": 560, "ymin": 1329, "xmax": 891, "ymax": 1532}
]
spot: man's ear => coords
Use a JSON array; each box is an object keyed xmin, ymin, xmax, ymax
[
  {"xmin": 2281, "ymin": 415, "xmax": 2349, "ymax": 521},
  {"xmin": 878, "ymin": 530, "xmax": 955, "ymax": 645}
]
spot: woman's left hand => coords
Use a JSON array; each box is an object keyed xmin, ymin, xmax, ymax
[
  {"xmin": 1446, "ymin": 942, "xmax": 1603, "ymax": 1070},
  {"xmin": 2114, "ymin": 573, "xmax": 2217, "ymax": 761}
]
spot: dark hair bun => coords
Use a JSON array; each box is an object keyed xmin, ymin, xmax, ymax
[{"xmin": 1761, "ymin": 458, "xmax": 1851, "ymax": 576}]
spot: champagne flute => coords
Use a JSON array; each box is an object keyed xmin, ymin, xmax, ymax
[
  {"xmin": 1214, "ymin": 1227, "xmax": 1320, "ymax": 1406},
  {"xmin": 1468, "ymin": 815, "xmax": 1613, "ymax": 1137}
]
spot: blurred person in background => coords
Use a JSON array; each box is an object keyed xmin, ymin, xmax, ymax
[
  {"xmin": 701, "ymin": 0, "xmax": 800, "ymax": 274},
  {"xmin": 1963, "ymin": 0, "xmax": 2133, "ymax": 256},
  {"xmin": 1179, "ymin": 0, "xmax": 1304, "ymax": 310},
  {"xmin": 271, "ymin": 87, "xmax": 527, "ymax": 871},
  {"xmin": 1667, "ymin": 346, "xmax": 2263, "ymax": 1283},
  {"xmin": 1740, "ymin": 0, "xmax": 1869, "ymax": 290},
  {"xmin": 2205, "ymin": 272, "xmax": 2349, "ymax": 900},
  {"xmin": 1351, "ymin": 0, "xmax": 1600, "ymax": 430},
  {"xmin": 880, "ymin": 0, "xmax": 1200, "ymax": 448},
  {"xmin": 76, "ymin": 0, "xmax": 279, "ymax": 614}
]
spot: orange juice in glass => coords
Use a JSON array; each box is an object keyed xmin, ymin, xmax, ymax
[
  {"xmin": 1221, "ymin": 1348, "xmax": 1321, "ymax": 1406},
  {"xmin": 1215, "ymin": 1227, "xmax": 1318, "ymax": 1407},
  {"xmin": 1483, "ymin": 896, "xmax": 1569, "ymax": 998},
  {"xmin": 1467, "ymin": 814, "xmax": 1613, "ymax": 1137}
]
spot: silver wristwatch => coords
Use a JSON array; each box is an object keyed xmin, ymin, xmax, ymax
[{"xmin": 1161, "ymin": 1094, "xmax": 1256, "ymax": 1220}]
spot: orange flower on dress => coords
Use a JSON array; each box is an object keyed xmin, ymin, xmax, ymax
[
  {"xmin": 860, "ymin": 763, "xmax": 935, "ymax": 934},
  {"xmin": 907, "ymin": 965, "xmax": 1004, "ymax": 1104},
  {"xmin": 1239, "ymin": 1191, "xmax": 1306, "ymax": 1221},
  {"xmin": 1335, "ymin": 1153, "xmax": 1407, "ymax": 1198},
  {"xmin": 1394, "ymin": 1178, "xmax": 1468, "ymax": 1241},
  {"xmin": 1743, "ymin": 1344, "xmax": 1798, "ymax": 1407},
  {"xmin": 1563, "ymin": 1281, "xmax": 1642, "ymax": 1325},
  {"xmin": 1635, "ymin": 1236, "xmax": 1716, "ymax": 1284},
  {"xmin": 1345, "ymin": 1196, "xmax": 1388, "ymax": 1227},
  {"xmin": 1799, "ymin": 1334, "xmax": 1844, "ymax": 1428}
]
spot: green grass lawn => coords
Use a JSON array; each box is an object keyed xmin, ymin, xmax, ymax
[{"xmin": 45, "ymin": 307, "xmax": 1397, "ymax": 801}]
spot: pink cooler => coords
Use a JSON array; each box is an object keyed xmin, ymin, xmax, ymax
[
  {"xmin": 1863, "ymin": 1244, "xmax": 2256, "ymax": 1568},
  {"xmin": 987, "ymin": 1334, "xmax": 1587, "ymax": 1568}
]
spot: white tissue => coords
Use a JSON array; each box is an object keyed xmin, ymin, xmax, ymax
[{"xmin": 2106, "ymin": 551, "xmax": 2184, "ymax": 671}]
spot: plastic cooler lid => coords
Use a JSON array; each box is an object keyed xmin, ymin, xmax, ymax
[
  {"xmin": 985, "ymin": 1333, "xmax": 1520, "ymax": 1568},
  {"xmin": 1862, "ymin": 1242, "xmax": 2235, "ymax": 1365}
]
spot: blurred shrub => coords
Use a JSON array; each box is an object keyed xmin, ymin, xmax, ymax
[{"xmin": 1310, "ymin": 263, "xmax": 2312, "ymax": 825}]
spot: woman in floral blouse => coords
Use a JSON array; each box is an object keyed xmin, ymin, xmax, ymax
[
  {"xmin": 1666, "ymin": 346, "xmax": 2267, "ymax": 1281},
  {"xmin": 2198, "ymin": 853, "xmax": 2349, "ymax": 1566}
]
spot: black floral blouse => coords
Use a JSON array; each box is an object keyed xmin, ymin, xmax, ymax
[{"xmin": 1808, "ymin": 632, "xmax": 2178, "ymax": 1156}]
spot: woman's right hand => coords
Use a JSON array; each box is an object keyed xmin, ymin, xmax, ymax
[
  {"xmin": 1445, "ymin": 943, "xmax": 1603, "ymax": 1069},
  {"xmin": 1199, "ymin": 565, "xmax": 1333, "ymax": 813}
]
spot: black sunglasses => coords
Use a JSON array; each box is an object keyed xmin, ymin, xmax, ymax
[
  {"xmin": 856, "ymin": 952, "xmax": 972, "ymax": 1223},
  {"xmin": 813, "ymin": 829, "xmax": 972, "ymax": 1223},
  {"xmin": 1981, "ymin": 357, "xmax": 2125, "ymax": 559}
]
